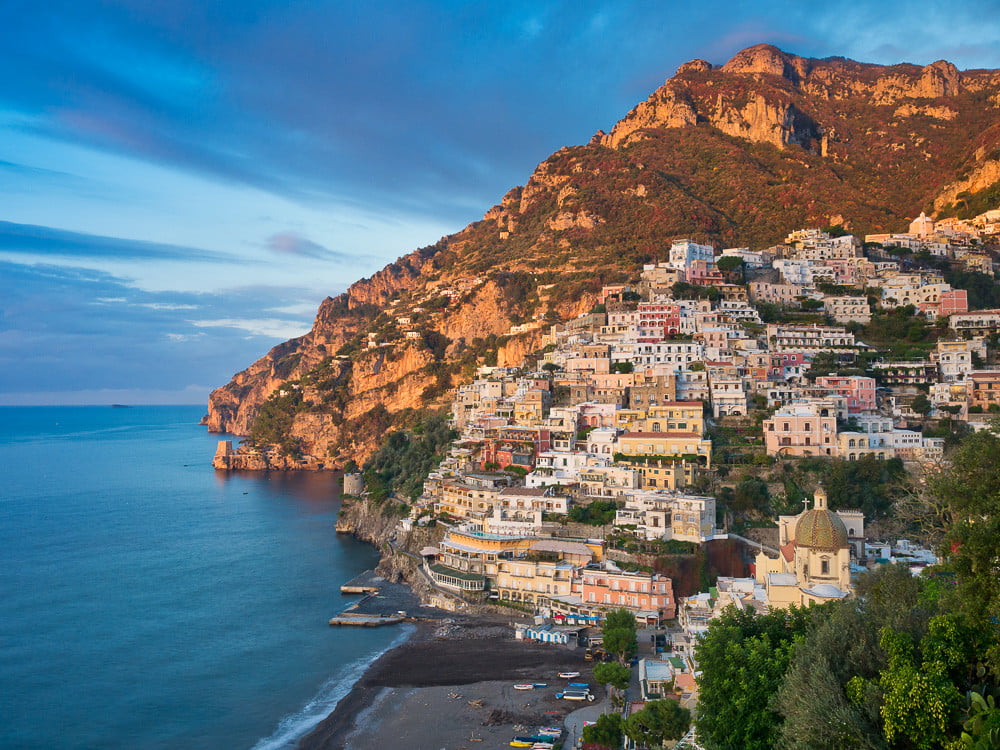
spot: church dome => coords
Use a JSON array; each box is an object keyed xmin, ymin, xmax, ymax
[
  {"xmin": 794, "ymin": 487, "xmax": 849, "ymax": 549},
  {"xmin": 795, "ymin": 508, "xmax": 848, "ymax": 548}
]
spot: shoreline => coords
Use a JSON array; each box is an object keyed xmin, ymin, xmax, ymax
[
  {"xmin": 295, "ymin": 621, "xmax": 435, "ymax": 750},
  {"xmin": 297, "ymin": 618, "xmax": 601, "ymax": 750}
]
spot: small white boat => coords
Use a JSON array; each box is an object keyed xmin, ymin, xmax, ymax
[
  {"xmin": 513, "ymin": 683, "xmax": 535, "ymax": 690},
  {"xmin": 557, "ymin": 671, "xmax": 580, "ymax": 679}
]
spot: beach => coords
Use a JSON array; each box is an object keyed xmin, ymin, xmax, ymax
[{"xmin": 298, "ymin": 618, "xmax": 603, "ymax": 750}]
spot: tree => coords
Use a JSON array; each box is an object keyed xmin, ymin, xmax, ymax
[
  {"xmin": 911, "ymin": 393, "xmax": 932, "ymax": 416},
  {"xmin": 605, "ymin": 609, "xmax": 637, "ymax": 631},
  {"xmin": 603, "ymin": 608, "xmax": 638, "ymax": 665},
  {"xmin": 694, "ymin": 606, "xmax": 814, "ymax": 750},
  {"xmin": 624, "ymin": 699, "xmax": 691, "ymax": 748},
  {"xmin": 876, "ymin": 626, "xmax": 963, "ymax": 750},
  {"xmin": 929, "ymin": 428, "xmax": 1000, "ymax": 673},
  {"xmin": 732, "ymin": 477, "xmax": 771, "ymax": 515},
  {"xmin": 716, "ymin": 255, "xmax": 745, "ymax": 273},
  {"xmin": 582, "ymin": 712, "xmax": 622, "ymax": 749},
  {"xmin": 604, "ymin": 627, "xmax": 638, "ymax": 666},
  {"xmin": 593, "ymin": 661, "xmax": 631, "ymax": 691}
]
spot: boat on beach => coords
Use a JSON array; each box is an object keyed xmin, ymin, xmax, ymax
[
  {"xmin": 513, "ymin": 683, "xmax": 535, "ymax": 690},
  {"xmin": 556, "ymin": 689, "xmax": 594, "ymax": 701},
  {"xmin": 557, "ymin": 671, "xmax": 580, "ymax": 678}
]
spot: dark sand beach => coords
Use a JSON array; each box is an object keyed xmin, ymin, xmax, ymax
[{"xmin": 298, "ymin": 620, "xmax": 602, "ymax": 750}]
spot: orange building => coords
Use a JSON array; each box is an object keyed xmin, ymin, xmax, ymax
[{"xmin": 575, "ymin": 568, "xmax": 676, "ymax": 623}]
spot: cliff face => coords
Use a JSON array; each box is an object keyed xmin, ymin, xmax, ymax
[{"xmin": 207, "ymin": 43, "xmax": 1000, "ymax": 467}]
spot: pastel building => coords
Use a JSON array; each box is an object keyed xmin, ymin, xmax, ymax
[
  {"xmin": 576, "ymin": 567, "xmax": 676, "ymax": 623},
  {"xmin": 616, "ymin": 431, "xmax": 713, "ymax": 467},
  {"xmin": 763, "ymin": 400, "xmax": 838, "ymax": 457},
  {"xmin": 814, "ymin": 376, "xmax": 876, "ymax": 414}
]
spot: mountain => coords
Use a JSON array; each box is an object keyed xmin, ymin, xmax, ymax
[{"xmin": 205, "ymin": 44, "xmax": 1000, "ymax": 468}]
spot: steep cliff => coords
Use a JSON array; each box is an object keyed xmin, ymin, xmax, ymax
[{"xmin": 207, "ymin": 43, "xmax": 1000, "ymax": 467}]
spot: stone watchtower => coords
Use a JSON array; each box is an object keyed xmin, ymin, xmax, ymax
[{"xmin": 212, "ymin": 440, "xmax": 234, "ymax": 470}]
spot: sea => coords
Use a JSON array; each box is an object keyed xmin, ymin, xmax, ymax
[{"xmin": 0, "ymin": 405, "xmax": 410, "ymax": 750}]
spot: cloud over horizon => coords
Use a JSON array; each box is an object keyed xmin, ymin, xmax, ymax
[{"xmin": 0, "ymin": 259, "xmax": 320, "ymax": 402}]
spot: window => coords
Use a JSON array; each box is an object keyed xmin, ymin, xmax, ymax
[{"xmin": 821, "ymin": 559, "xmax": 830, "ymax": 575}]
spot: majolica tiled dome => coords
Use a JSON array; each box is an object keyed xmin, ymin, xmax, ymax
[
  {"xmin": 795, "ymin": 509, "xmax": 849, "ymax": 548},
  {"xmin": 795, "ymin": 487, "xmax": 848, "ymax": 549}
]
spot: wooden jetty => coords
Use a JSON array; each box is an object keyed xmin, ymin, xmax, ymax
[
  {"xmin": 339, "ymin": 585, "xmax": 379, "ymax": 594},
  {"xmin": 328, "ymin": 613, "xmax": 405, "ymax": 627}
]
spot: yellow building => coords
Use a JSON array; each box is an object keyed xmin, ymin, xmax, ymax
[
  {"xmin": 644, "ymin": 402, "xmax": 705, "ymax": 434},
  {"xmin": 436, "ymin": 481, "xmax": 500, "ymax": 520},
  {"xmin": 615, "ymin": 409, "xmax": 647, "ymax": 432},
  {"xmin": 616, "ymin": 431, "xmax": 713, "ymax": 468},
  {"xmin": 754, "ymin": 487, "xmax": 852, "ymax": 608},
  {"xmin": 495, "ymin": 539, "xmax": 597, "ymax": 606},
  {"xmin": 615, "ymin": 458, "xmax": 699, "ymax": 491},
  {"xmin": 428, "ymin": 528, "xmax": 535, "ymax": 593}
]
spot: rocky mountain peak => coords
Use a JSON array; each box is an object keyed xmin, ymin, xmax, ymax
[
  {"xmin": 676, "ymin": 58, "xmax": 712, "ymax": 75},
  {"xmin": 720, "ymin": 43, "xmax": 808, "ymax": 82},
  {"xmin": 205, "ymin": 44, "xmax": 1000, "ymax": 467}
]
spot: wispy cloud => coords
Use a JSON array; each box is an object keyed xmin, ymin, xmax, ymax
[
  {"xmin": 0, "ymin": 221, "xmax": 236, "ymax": 263},
  {"xmin": 266, "ymin": 232, "xmax": 351, "ymax": 261},
  {"xmin": 189, "ymin": 317, "xmax": 311, "ymax": 340}
]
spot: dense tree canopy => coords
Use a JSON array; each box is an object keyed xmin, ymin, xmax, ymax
[
  {"xmin": 694, "ymin": 426, "xmax": 1000, "ymax": 750},
  {"xmin": 602, "ymin": 608, "xmax": 638, "ymax": 666},
  {"xmin": 582, "ymin": 712, "xmax": 623, "ymax": 749},
  {"xmin": 624, "ymin": 699, "xmax": 691, "ymax": 748},
  {"xmin": 694, "ymin": 606, "xmax": 816, "ymax": 750}
]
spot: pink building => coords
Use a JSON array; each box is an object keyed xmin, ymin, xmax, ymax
[
  {"xmin": 638, "ymin": 302, "xmax": 681, "ymax": 337},
  {"xmin": 769, "ymin": 352, "xmax": 807, "ymax": 380},
  {"xmin": 686, "ymin": 260, "xmax": 725, "ymax": 287},
  {"xmin": 938, "ymin": 289, "xmax": 969, "ymax": 317},
  {"xmin": 763, "ymin": 400, "xmax": 838, "ymax": 457},
  {"xmin": 814, "ymin": 375, "xmax": 877, "ymax": 413},
  {"xmin": 574, "ymin": 568, "xmax": 676, "ymax": 622}
]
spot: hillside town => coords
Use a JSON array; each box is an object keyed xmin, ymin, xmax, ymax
[{"xmin": 339, "ymin": 207, "xmax": 1000, "ymax": 738}]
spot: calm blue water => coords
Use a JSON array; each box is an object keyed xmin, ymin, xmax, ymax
[{"xmin": 0, "ymin": 406, "xmax": 408, "ymax": 750}]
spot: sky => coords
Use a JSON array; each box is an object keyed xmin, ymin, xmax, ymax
[{"xmin": 2, "ymin": 1, "xmax": 999, "ymax": 406}]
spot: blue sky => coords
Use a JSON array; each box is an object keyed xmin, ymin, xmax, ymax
[{"xmin": 2, "ymin": 0, "xmax": 999, "ymax": 405}]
